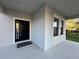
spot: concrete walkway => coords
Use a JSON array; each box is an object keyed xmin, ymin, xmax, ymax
[{"xmin": 0, "ymin": 40, "xmax": 79, "ymax": 59}]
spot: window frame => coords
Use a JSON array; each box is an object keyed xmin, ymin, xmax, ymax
[{"xmin": 53, "ymin": 18, "xmax": 59, "ymax": 36}]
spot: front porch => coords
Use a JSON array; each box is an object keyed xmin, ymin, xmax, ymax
[{"xmin": 0, "ymin": 40, "xmax": 79, "ymax": 59}]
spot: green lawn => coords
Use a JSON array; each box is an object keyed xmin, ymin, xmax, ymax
[{"xmin": 67, "ymin": 31, "xmax": 79, "ymax": 42}]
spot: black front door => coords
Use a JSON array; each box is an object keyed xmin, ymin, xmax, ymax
[{"xmin": 15, "ymin": 20, "xmax": 30, "ymax": 42}]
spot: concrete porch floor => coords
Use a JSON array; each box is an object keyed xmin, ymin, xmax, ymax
[{"xmin": 0, "ymin": 40, "xmax": 79, "ymax": 59}]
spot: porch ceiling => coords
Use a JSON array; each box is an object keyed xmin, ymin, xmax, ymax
[{"xmin": 0, "ymin": 0, "xmax": 79, "ymax": 17}]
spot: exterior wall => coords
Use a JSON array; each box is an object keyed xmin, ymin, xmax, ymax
[
  {"xmin": 31, "ymin": 6, "xmax": 45, "ymax": 50},
  {"xmin": 0, "ymin": 4, "xmax": 32, "ymax": 47},
  {"xmin": 0, "ymin": 4, "xmax": 13, "ymax": 47},
  {"xmin": 31, "ymin": 4, "xmax": 66, "ymax": 51},
  {"xmin": 0, "ymin": 4, "xmax": 66, "ymax": 51},
  {"xmin": 45, "ymin": 5, "xmax": 66, "ymax": 51},
  {"xmin": 5, "ymin": 8, "xmax": 32, "ymax": 19},
  {"xmin": 0, "ymin": 5, "xmax": 4, "ymax": 13}
]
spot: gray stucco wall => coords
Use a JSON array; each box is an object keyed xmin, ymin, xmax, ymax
[
  {"xmin": 0, "ymin": 4, "xmax": 4, "ymax": 13},
  {"xmin": 31, "ymin": 4, "xmax": 66, "ymax": 51},
  {"xmin": 0, "ymin": 4, "xmax": 13, "ymax": 47},
  {"xmin": 31, "ymin": 6, "xmax": 45, "ymax": 50},
  {"xmin": 0, "ymin": 4, "xmax": 66, "ymax": 51},
  {"xmin": 45, "ymin": 5, "xmax": 66, "ymax": 51},
  {"xmin": 0, "ymin": 4, "xmax": 32, "ymax": 47}
]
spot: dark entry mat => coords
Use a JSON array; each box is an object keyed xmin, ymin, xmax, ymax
[{"xmin": 17, "ymin": 41, "xmax": 32, "ymax": 48}]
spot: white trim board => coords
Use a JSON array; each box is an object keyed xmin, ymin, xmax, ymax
[{"xmin": 13, "ymin": 17, "xmax": 31, "ymax": 44}]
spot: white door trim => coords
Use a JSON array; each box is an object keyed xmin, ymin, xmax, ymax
[{"xmin": 13, "ymin": 17, "xmax": 31, "ymax": 44}]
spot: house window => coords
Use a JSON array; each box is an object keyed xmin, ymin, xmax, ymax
[
  {"xmin": 60, "ymin": 20, "xmax": 64, "ymax": 35},
  {"xmin": 53, "ymin": 18, "xmax": 59, "ymax": 36}
]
